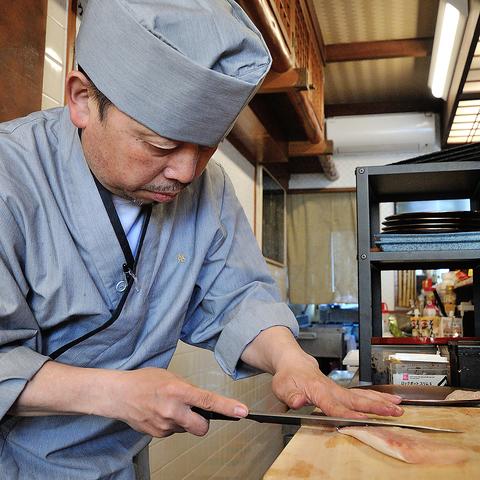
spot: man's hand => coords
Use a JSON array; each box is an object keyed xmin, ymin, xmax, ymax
[
  {"xmin": 12, "ymin": 361, "xmax": 248, "ymax": 438},
  {"xmin": 270, "ymin": 353, "xmax": 403, "ymax": 418},
  {"xmin": 107, "ymin": 368, "xmax": 248, "ymax": 437},
  {"xmin": 241, "ymin": 326, "xmax": 403, "ymax": 418}
]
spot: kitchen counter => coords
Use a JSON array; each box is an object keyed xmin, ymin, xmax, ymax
[{"xmin": 264, "ymin": 405, "xmax": 480, "ymax": 479}]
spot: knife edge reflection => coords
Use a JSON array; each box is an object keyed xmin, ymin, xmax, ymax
[
  {"xmin": 191, "ymin": 407, "xmax": 461, "ymax": 433},
  {"xmin": 246, "ymin": 411, "xmax": 461, "ymax": 433}
]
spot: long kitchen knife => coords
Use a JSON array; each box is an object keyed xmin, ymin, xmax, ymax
[{"xmin": 191, "ymin": 407, "xmax": 461, "ymax": 433}]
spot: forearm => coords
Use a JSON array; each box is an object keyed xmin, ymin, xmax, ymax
[
  {"xmin": 240, "ymin": 326, "xmax": 316, "ymax": 374},
  {"xmin": 10, "ymin": 360, "xmax": 122, "ymax": 417},
  {"xmin": 10, "ymin": 360, "xmax": 249, "ymax": 438}
]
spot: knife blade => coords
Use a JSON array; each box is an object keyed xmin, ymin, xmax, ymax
[{"xmin": 191, "ymin": 407, "xmax": 461, "ymax": 433}]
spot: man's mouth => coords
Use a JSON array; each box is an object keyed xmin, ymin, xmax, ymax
[{"xmin": 147, "ymin": 190, "xmax": 180, "ymax": 202}]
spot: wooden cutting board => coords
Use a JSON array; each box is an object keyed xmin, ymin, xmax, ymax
[{"xmin": 264, "ymin": 406, "xmax": 480, "ymax": 479}]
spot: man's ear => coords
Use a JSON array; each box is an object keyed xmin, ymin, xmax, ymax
[{"xmin": 66, "ymin": 71, "xmax": 91, "ymax": 129}]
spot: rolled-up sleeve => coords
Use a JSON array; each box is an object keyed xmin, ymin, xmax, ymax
[
  {"xmin": 0, "ymin": 347, "xmax": 50, "ymax": 418},
  {"xmin": 181, "ymin": 167, "xmax": 298, "ymax": 379},
  {"xmin": 0, "ymin": 199, "xmax": 50, "ymax": 419}
]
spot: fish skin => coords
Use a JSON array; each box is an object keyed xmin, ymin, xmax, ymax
[
  {"xmin": 445, "ymin": 390, "xmax": 480, "ymax": 401},
  {"xmin": 339, "ymin": 426, "xmax": 470, "ymax": 464}
]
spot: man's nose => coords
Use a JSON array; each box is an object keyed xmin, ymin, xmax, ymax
[{"xmin": 164, "ymin": 144, "xmax": 198, "ymax": 184}]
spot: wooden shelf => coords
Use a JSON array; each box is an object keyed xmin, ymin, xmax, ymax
[
  {"xmin": 372, "ymin": 336, "xmax": 480, "ymax": 345},
  {"xmin": 357, "ymin": 160, "xmax": 480, "ymax": 382}
]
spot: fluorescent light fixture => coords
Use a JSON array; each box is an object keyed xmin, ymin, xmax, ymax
[
  {"xmin": 447, "ymin": 99, "xmax": 480, "ymax": 144},
  {"xmin": 428, "ymin": 0, "xmax": 468, "ymax": 99}
]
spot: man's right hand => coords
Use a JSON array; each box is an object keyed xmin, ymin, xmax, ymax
[
  {"xmin": 11, "ymin": 361, "xmax": 248, "ymax": 438},
  {"xmin": 106, "ymin": 367, "xmax": 248, "ymax": 437}
]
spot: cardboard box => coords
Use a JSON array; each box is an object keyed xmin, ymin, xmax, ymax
[{"xmin": 388, "ymin": 353, "xmax": 449, "ymax": 386}]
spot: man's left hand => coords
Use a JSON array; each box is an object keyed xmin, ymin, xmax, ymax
[
  {"xmin": 270, "ymin": 352, "xmax": 403, "ymax": 418},
  {"xmin": 241, "ymin": 326, "xmax": 403, "ymax": 418}
]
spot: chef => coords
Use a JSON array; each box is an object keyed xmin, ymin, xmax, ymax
[{"xmin": 0, "ymin": 0, "xmax": 403, "ymax": 478}]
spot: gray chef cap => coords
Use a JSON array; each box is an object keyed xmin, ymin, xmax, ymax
[{"xmin": 76, "ymin": 0, "xmax": 272, "ymax": 146}]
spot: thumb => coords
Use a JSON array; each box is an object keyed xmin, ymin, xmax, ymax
[
  {"xmin": 272, "ymin": 374, "xmax": 308, "ymax": 410},
  {"xmin": 286, "ymin": 390, "xmax": 307, "ymax": 410}
]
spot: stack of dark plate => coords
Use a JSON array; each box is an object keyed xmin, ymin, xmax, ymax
[{"xmin": 382, "ymin": 211, "xmax": 480, "ymax": 234}]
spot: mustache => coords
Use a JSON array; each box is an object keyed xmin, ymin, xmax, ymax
[{"xmin": 143, "ymin": 181, "xmax": 190, "ymax": 194}]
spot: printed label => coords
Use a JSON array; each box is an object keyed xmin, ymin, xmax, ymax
[{"xmin": 392, "ymin": 373, "xmax": 447, "ymax": 386}]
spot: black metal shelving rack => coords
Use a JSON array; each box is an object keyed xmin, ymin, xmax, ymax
[{"xmin": 356, "ymin": 160, "xmax": 480, "ymax": 382}]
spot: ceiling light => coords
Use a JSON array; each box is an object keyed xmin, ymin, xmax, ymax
[{"xmin": 428, "ymin": 0, "xmax": 468, "ymax": 99}]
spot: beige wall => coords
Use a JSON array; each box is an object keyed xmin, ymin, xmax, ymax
[
  {"xmin": 42, "ymin": 4, "xmax": 287, "ymax": 478},
  {"xmin": 42, "ymin": 0, "xmax": 68, "ymax": 109},
  {"xmin": 214, "ymin": 141, "xmax": 256, "ymax": 230},
  {"xmin": 267, "ymin": 263, "xmax": 288, "ymax": 302}
]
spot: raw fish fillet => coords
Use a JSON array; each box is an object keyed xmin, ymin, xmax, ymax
[
  {"xmin": 445, "ymin": 390, "xmax": 480, "ymax": 401},
  {"xmin": 339, "ymin": 426, "xmax": 469, "ymax": 464}
]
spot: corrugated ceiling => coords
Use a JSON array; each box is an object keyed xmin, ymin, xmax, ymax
[
  {"xmin": 325, "ymin": 57, "xmax": 431, "ymax": 104},
  {"xmin": 311, "ymin": 0, "xmax": 439, "ymax": 105},
  {"xmin": 313, "ymin": 0, "xmax": 438, "ymax": 43},
  {"xmin": 447, "ymin": 39, "xmax": 480, "ymax": 144}
]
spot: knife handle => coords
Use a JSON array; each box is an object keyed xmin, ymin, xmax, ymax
[{"xmin": 191, "ymin": 406, "xmax": 241, "ymax": 421}]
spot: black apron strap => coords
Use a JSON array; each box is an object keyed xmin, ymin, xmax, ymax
[
  {"xmin": 93, "ymin": 177, "xmax": 135, "ymax": 269},
  {"xmin": 49, "ymin": 138, "xmax": 152, "ymax": 359},
  {"xmin": 49, "ymin": 206, "xmax": 151, "ymax": 360}
]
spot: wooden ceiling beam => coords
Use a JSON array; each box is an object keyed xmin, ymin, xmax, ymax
[
  {"xmin": 227, "ymin": 106, "xmax": 288, "ymax": 165},
  {"xmin": 287, "ymin": 91, "xmax": 324, "ymax": 144},
  {"xmin": 325, "ymin": 100, "xmax": 443, "ymax": 117},
  {"xmin": 258, "ymin": 68, "xmax": 309, "ymax": 94},
  {"xmin": 267, "ymin": 155, "xmax": 339, "ymax": 181},
  {"xmin": 287, "ymin": 157, "xmax": 323, "ymax": 174},
  {"xmin": 236, "ymin": 0, "xmax": 293, "ymax": 73},
  {"xmin": 289, "ymin": 140, "xmax": 334, "ymax": 157},
  {"xmin": 326, "ymin": 37, "xmax": 433, "ymax": 63}
]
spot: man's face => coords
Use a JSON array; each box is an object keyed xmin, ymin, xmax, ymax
[{"xmin": 81, "ymin": 102, "xmax": 217, "ymax": 204}]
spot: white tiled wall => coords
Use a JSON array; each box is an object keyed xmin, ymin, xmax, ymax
[
  {"xmin": 151, "ymin": 146, "xmax": 286, "ymax": 480},
  {"xmin": 42, "ymin": 4, "xmax": 286, "ymax": 478},
  {"xmin": 150, "ymin": 343, "xmax": 286, "ymax": 480},
  {"xmin": 42, "ymin": 0, "xmax": 68, "ymax": 110}
]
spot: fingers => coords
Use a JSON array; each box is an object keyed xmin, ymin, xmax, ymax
[
  {"xmin": 350, "ymin": 388, "xmax": 403, "ymax": 404},
  {"xmin": 347, "ymin": 389, "xmax": 404, "ymax": 416},
  {"xmin": 181, "ymin": 387, "xmax": 249, "ymax": 436},
  {"xmin": 274, "ymin": 370, "xmax": 404, "ymax": 419},
  {"xmin": 115, "ymin": 368, "xmax": 248, "ymax": 438},
  {"xmin": 314, "ymin": 400, "xmax": 368, "ymax": 420},
  {"xmin": 186, "ymin": 387, "xmax": 248, "ymax": 418},
  {"xmin": 337, "ymin": 388, "xmax": 404, "ymax": 418},
  {"xmin": 269, "ymin": 353, "xmax": 406, "ymax": 419}
]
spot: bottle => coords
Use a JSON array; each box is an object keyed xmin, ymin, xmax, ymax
[{"xmin": 411, "ymin": 308, "xmax": 420, "ymax": 337}]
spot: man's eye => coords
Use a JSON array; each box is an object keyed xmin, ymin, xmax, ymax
[
  {"xmin": 147, "ymin": 143, "xmax": 178, "ymax": 154},
  {"xmin": 199, "ymin": 146, "xmax": 214, "ymax": 153}
]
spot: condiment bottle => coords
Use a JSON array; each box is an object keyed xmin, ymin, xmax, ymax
[{"xmin": 443, "ymin": 285, "xmax": 456, "ymax": 316}]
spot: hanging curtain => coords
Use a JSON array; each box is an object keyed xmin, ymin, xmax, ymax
[{"xmin": 287, "ymin": 191, "xmax": 357, "ymax": 304}]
